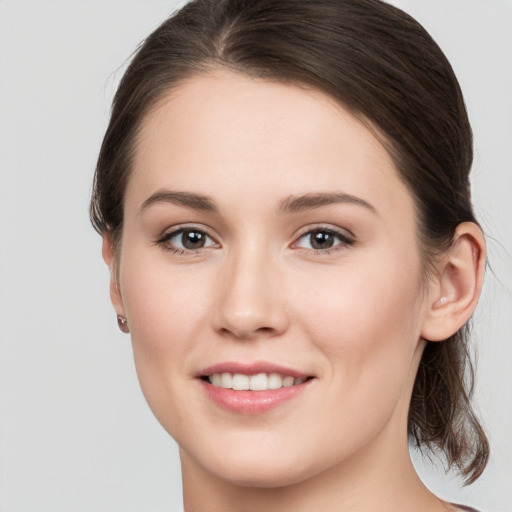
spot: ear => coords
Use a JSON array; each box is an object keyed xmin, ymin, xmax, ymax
[
  {"xmin": 421, "ymin": 222, "xmax": 486, "ymax": 342},
  {"xmin": 102, "ymin": 231, "xmax": 126, "ymax": 317}
]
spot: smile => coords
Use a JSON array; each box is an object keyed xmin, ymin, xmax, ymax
[
  {"xmin": 198, "ymin": 363, "xmax": 315, "ymax": 414},
  {"xmin": 206, "ymin": 372, "xmax": 309, "ymax": 391}
]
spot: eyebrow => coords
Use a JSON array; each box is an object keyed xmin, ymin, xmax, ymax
[
  {"xmin": 139, "ymin": 189, "xmax": 377, "ymax": 216},
  {"xmin": 140, "ymin": 189, "xmax": 218, "ymax": 213},
  {"xmin": 278, "ymin": 192, "xmax": 377, "ymax": 215}
]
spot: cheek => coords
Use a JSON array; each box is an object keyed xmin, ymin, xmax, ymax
[
  {"xmin": 285, "ymin": 256, "xmax": 425, "ymax": 463},
  {"xmin": 120, "ymin": 240, "xmax": 213, "ymax": 328},
  {"xmin": 118, "ymin": 247, "xmax": 213, "ymax": 391},
  {"xmin": 118, "ymin": 249, "xmax": 225, "ymax": 437},
  {"xmin": 292, "ymin": 253, "xmax": 424, "ymax": 395}
]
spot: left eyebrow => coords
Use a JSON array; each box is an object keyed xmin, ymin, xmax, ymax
[
  {"xmin": 278, "ymin": 192, "xmax": 378, "ymax": 215},
  {"xmin": 139, "ymin": 189, "xmax": 218, "ymax": 213}
]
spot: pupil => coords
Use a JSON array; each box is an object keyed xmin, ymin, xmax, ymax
[
  {"xmin": 182, "ymin": 230, "xmax": 205, "ymax": 249},
  {"xmin": 311, "ymin": 231, "xmax": 334, "ymax": 249}
]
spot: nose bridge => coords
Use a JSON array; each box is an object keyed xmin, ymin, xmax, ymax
[{"xmin": 214, "ymin": 239, "xmax": 287, "ymax": 339}]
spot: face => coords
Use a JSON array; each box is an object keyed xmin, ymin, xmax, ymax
[{"xmin": 108, "ymin": 70, "xmax": 432, "ymax": 487}]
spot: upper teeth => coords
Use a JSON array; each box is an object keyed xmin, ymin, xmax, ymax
[{"xmin": 209, "ymin": 372, "xmax": 307, "ymax": 391}]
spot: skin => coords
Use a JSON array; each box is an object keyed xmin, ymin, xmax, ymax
[{"xmin": 103, "ymin": 69, "xmax": 486, "ymax": 512}]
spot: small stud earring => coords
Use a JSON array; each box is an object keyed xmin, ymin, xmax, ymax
[{"xmin": 117, "ymin": 315, "xmax": 129, "ymax": 333}]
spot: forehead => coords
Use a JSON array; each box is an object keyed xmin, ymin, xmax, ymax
[{"xmin": 127, "ymin": 69, "xmax": 414, "ymax": 220}]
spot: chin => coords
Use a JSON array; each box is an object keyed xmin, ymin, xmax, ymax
[{"xmin": 180, "ymin": 436, "xmax": 321, "ymax": 489}]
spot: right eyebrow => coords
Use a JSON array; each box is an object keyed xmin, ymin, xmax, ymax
[
  {"xmin": 278, "ymin": 191, "xmax": 378, "ymax": 215},
  {"xmin": 139, "ymin": 189, "xmax": 218, "ymax": 213}
]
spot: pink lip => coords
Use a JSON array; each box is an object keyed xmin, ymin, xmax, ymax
[{"xmin": 196, "ymin": 361, "xmax": 314, "ymax": 415}]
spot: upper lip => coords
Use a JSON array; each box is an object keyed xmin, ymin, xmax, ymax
[{"xmin": 197, "ymin": 361, "xmax": 312, "ymax": 379}]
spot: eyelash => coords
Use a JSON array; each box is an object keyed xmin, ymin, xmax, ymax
[
  {"xmin": 156, "ymin": 225, "xmax": 355, "ymax": 256},
  {"xmin": 292, "ymin": 226, "xmax": 355, "ymax": 255},
  {"xmin": 156, "ymin": 226, "xmax": 219, "ymax": 255}
]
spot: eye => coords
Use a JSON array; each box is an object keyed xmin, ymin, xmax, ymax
[
  {"xmin": 159, "ymin": 227, "xmax": 218, "ymax": 252},
  {"xmin": 294, "ymin": 228, "xmax": 354, "ymax": 252}
]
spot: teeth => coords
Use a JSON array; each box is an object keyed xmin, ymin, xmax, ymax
[
  {"xmin": 283, "ymin": 376, "xmax": 294, "ymax": 387},
  {"xmin": 232, "ymin": 373, "xmax": 250, "ymax": 390},
  {"xmin": 249, "ymin": 373, "xmax": 268, "ymax": 391},
  {"xmin": 220, "ymin": 372, "xmax": 232, "ymax": 388},
  {"xmin": 208, "ymin": 372, "xmax": 308, "ymax": 391},
  {"xmin": 268, "ymin": 372, "xmax": 283, "ymax": 389}
]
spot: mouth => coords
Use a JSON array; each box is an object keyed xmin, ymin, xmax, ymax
[
  {"xmin": 197, "ymin": 363, "xmax": 315, "ymax": 414},
  {"xmin": 201, "ymin": 372, "xmax": 312, "ymax": 391}
]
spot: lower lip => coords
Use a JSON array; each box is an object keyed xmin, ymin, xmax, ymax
[{"xmin": 199, "ymin": 379, "xmax": 312, "ymax": 415}]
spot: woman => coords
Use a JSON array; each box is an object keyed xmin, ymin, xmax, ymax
[{"xmin": 90, "ymin": 0, "xmax": 488, "ymax": 510}]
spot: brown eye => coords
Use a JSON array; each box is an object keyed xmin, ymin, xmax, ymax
[
  {"xmin": 160, "ymin": 228, "xmax": 217, "ymax": 252},
  {"xmin": 310, "ymin": 230, "xmax": 336, "ymax": 250},
  {"xmin": 181, "ymin": 230, "xmax": 206, "ymax": 249},
  {"xmin": 294, "ymin": 228, "xmax": 354, "ymax": 252}
]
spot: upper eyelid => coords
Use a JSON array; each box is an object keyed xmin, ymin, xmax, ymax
[
  {"xmin": 156, "ymin": 226, "xmax": 220, "ymax": 255},
  {"xmin": 293, "ymin": 224, "xmax": 355, "ymax": 240},
  {"xmin": 290, "ymin": 226, "xmax": 356, "ymax": 253},
  {"xmin": 159, "ymin": 223, "xmax": 219, "ymax": 241}
]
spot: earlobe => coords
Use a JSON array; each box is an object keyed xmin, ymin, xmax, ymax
[
  {"xmin": 101, "ymin": 231, "xmax": 126, "ymax": 318},
  {"xmin": 421, "ymin": 222, "xmax": 486, "ymax": 342}
]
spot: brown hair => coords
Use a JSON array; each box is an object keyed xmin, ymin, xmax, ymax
[{"xmin": 90, "ymin": 0, "xmax": 489, "ymax": 483}]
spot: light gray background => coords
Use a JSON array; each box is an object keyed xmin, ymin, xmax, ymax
[{"xmin": 0, "ymin": 1, "xmax": 510, "ymax": 511}]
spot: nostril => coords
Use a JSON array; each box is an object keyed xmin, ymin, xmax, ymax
[
  {"xmin": 217, "ymin": 325, "xmax": 277, "ymax": 341},
  {"xmin": 256, "ymin": 327, "xmax": 274, "ymax": 334}
]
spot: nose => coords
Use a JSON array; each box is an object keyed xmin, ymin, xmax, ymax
[{"xmin": 213, "ymin": 249, "xmax": 289, "ymax": 341}]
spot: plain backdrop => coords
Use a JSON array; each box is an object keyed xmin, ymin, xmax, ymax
[{"xmin": 0, "ymin": 1, "xmax": 511, "ymax": 511}]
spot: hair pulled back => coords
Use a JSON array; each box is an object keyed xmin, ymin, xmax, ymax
[{"xmin": 90, "ymin": 0, "xmax": 489, "ymax": 483}]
